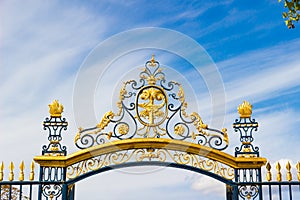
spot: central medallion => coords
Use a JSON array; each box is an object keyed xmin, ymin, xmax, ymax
[{"xmin": 136, "ymin": 85, "xmax": 168, "ymax": 127}]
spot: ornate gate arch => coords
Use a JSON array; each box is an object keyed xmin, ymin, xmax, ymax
[{"xmin": 1, "ymin": 56, "xmax": 299, "ymax": 200}]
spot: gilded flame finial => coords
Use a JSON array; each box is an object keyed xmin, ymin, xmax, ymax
[
  {"xmin": 48, "ymin": 100, "xmax": 64, "ymax": 117},
  {"xmin": 237, "ymin": 100, "xmax": 252, "ymax": 118}
]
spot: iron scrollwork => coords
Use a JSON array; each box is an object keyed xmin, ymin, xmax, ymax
[
  {"xmin": 42, "ymin": 100, "xmax": 68, "ymax": 156},
  {"xmin": 233, "ymin": 101, "xmax": 259, "ymax": 157},
  {"xmin": 75, "ymin": 56, "xmax": 228, "ymax": 151},
  {"xmin": 238, "ymin": 185, "xmax": 259, "ymax": 200},
  {"xmin": 42, "ymin": 184, "xmax": 62, "ymax": 200}
]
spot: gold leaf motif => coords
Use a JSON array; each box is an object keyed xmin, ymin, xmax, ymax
[
  {"xmin": 96, "ymin": 111, "xmax": 115, "ymax": 130},
  {"xmin": 118, "ymin": 124, "xmax": 129, "ymax": 135},
  {"xmin": 174, "ymin": 124, "xmax": 185, "ymax": 136}
]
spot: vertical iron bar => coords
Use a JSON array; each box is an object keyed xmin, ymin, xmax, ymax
[
  {"xmin": 9, "ymin": 185, "xmax": 12, "ymax": 200},
  {"xmin": 288, "ymin": 184, "xmax": 292, "ymax": 200},
  {"xmin": 268, "ymin": 185, "xmax": 272, "ymax": 200},
  {"xmin": 258, "ymin": 169, "xmax": 263, "ymax": 200},
  {"xmin": 38, "ymin": 166, "xmax": 43, "ymax": 200},
  {"xmin": 19, "ymin": 185, "xmax": 23, "ymax": 200},
  {"xmin": 29, "ymin": 184, "xmax": 32, "ymax": 200},
  {"xmin": 278, "ymin": 185, "xmax": 282, "ymax": 200}
]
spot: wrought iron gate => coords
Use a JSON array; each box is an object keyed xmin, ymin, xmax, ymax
[{"xmin": 0, "ymin": 57, "xmax": 299, "ymax": 200}]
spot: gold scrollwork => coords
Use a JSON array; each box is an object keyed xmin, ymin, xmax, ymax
[{"xmin": 67, "ymin": 149, "xmax": 234, "ymax": 180}]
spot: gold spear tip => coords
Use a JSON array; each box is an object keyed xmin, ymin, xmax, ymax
[
  {"xmin": 266, "ymin": 162, "xmax": 271, "ymax": 171},
  {"xmin": 9, "ymin": 161, "xmax": 14, "ymax": 181},
  {"xmin": 237, "ymin": 100, "xmax": 252, "ymax": 118},
  {"xmin": 19, "ymin": 161, "xmax": 24, "ymax": 170},
  {"xmin": 0, "ymin": 161, "xmax": 3, "ymax": 171},
  {"xmin": 19, "ymin": 161, "xmax": 25, "ymax": 181},
  {"xmin": 48, "ymin": 100, "xmax": 64, "ymax": 117},
  {"xmin": 29, "ymin": 161, "xmax": 35, "ymax": 181}
]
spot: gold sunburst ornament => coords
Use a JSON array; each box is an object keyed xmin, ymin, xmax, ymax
[
  {"xmin": 48, "ymin": 100, "xmax": 64, "ymax": 117},
  {"xmin": 237, "ymin": 100, "xmax": 252, "ymax": 118}
]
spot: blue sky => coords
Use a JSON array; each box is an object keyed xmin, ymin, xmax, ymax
[{"xmin": 1, "ymin": 0, "xmax": 300, "ymax": 199}]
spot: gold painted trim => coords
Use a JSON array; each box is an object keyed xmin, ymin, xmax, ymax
[{"xmin": 34, "ymin": 138, "xmax": 266, "ymax": 169}]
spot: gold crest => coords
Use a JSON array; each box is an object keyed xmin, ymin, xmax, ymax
[
  {"xmin": 237, "ymin": 100, "xmax": 252, "ymax": 118},
  {"xmin": 48, "ymin": 100, "xmax": 64, "ymax": 117}
]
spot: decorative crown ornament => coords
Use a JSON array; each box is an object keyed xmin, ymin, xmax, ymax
[
  {"xmin": 48, "ymin": 100, "xmax": 64, "ymax": 117},
  {"xmin": 237, "ymin": 100, "xmax": 252, "ymax": 118}
]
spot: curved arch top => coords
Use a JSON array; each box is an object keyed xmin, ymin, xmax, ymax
[{"xmin": 34, "ymin": 138, "xmax": 266, "ymax": 169}]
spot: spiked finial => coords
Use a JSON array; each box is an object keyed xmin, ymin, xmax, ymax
[
  {"xmin": 276, "ymin": 162, "xmax": 282, "ymax": 182},
  {"xmin": 0, "ymin": 161, "xmax": 4, "ymax": 181},
  {"xmin": 286, "ymin": 161, "xmax": 292, "ymax": 181},
  {"xmin": 9, "ymin": 161, "xmax": 14, "ymax": 181},
  {"xmin": 266, "ymin": 162, "xmax": 272, "ymax": 181},
  {"xmin": 296, "ymin": 161, "xmax": 300, "ymax": 181},
  {"xmin": 29, "ymin": 161, "xmax": 35, "ymax": 181},
  {"xmin": 19, "ymin": 161, "xmax": 25, "ymax": 181}
]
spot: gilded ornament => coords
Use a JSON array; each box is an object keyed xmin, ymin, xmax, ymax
[
  {"xmin": 19, "ymin": 161, "xmax": 25, "ymax": 181},
  {"xmin": 150, "ymin": 54, "xmax": 156, "ymax": 66},
  {"xmin": 286, "ymin": 161, "xmax": 292, "ymax": 181},
  {"xmin": 237, "ymin": 100, "xmax": 252, "ymax": 118},
  {"xmin": 74, "ymin": 57, "xmax": 228, "ymax": 150},
  {"xmin": 266, "ymin": 162, "xmax": 272, "ymax": 181},
  {"xmin": 9, "ymin": 161, "xmax": 14, "ymax": 181},
  {"xmin": 296, "ymin": 161, "xmax": 300, "ymax": 181},
  {"xmin": 107, "ymin": 132, "xmax": 113, "ymax": 140},
  {"xmin": 48, "ymin": 100, "xmax": 64, "ymax": 117},
  {"xmin": 174, "ymin": 124, "xmax": 185, "ymax": 136},
  {"xmin": 96, "ymin": 111, "xmax": 115, "ymax": 130},
  {"xmin": 0, "ymin": 161, "xmax": 3, "ymax": 181},
  {"xmin": 137, "ymin": 86, "xmax": 167, "ymax": 126},
  {"xmin": 118, "ymin": 124, "xmax": 129, "ymax": 135},
  {"xmin": 67, "ymin": 147, "xmax": 235, "ymax": 180},
  {"xmin": 29, "ymin": 161, "xmax": 35, "ymax": 181},
  {"xmin": 222, "ymin": 128, "xmax": 229, "ymax": 145},
  {"xmin": 276, "ymin": 162, "xmax": 282, "ymax": 182}
]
